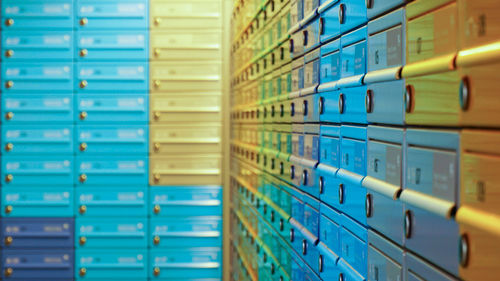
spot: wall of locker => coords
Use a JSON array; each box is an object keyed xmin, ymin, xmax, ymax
[
  {"xmin": 0, "ymin": 0, "xmax": 226, "ymax": 280},
  {"xmin": 230, "ymin": 0, "xmax": 500, "ymax": 281}
]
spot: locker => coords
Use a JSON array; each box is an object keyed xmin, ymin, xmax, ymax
[
  {"xmin": 150, "ymin": 154, "xmax": 221, "ymax": 185},
  {"xmin": 150, "ymin": 124, "xmax": 221, "ymax": 154},
  {"xmin": 150, "ymin": 0, "xmax": 222, "ymax": 30},
  {"xmin": 317, "ymin": 125, "xmax": 341, "ymax": 209},
  {"xmin": 457, "ymin": 209, "xmax": 500, "ymax": 280},
  {"xmin": 75, "ymin": 94, "xmax": 149, "ymax": 124},
  {"xmin": 364, "ymin": 126, "xmax": 404, "ymax": 245},
  {"xmin": 459, "ymin": 0, "xmax": 499, "ymax": 49},
  {"xmin": 76, "ymin": 30, "xmax": 149, "ymax": 61},
  {"xmin": 339, "ymin": 85, "xmax": 367, "ymax": 124},
  {"xmin": 401, "ymin": 129, "xmax": 460, "ymax": 275},
  {"xmin": 150, "ymin": 30, "xmax": 221, "ymax": 61},
  {"xmin": 301, "ymin": 194, "xmax": 321, "ymax": 271},
  {"xmin": 75, "ymin": 186, "xmax": 147, "ymax": 217},
  {"xmin": 338, "ymin": 0, "xmax": 367, "ymax": 34},
  {"xmin": 303, "ymin": 17, "xmax": 320, "ymax": 53},
  {"xmin": 290, "ymin": 188, "xmax": 305, "ymax": 255},
  {"xmin": 460, "ymin": 130, "xmax": 500, "ymax": 214},
  {"xmin": 405, "ymin": 252, "xmax": 458, "ymax": 281},
  {"xmin": 318, "ymin": 241, "xmax": 341, "ymax": 281},
  {"xmin": 149, "ymin": 248, "xmax": 221, "ymax": 279},
  {"xmin": 1, "ymin": 156, "xmax": 74, "ymax": 186},
  {"xmin": 1, "ymin": 94, "xmax": 74, "ymax": 124},
  {"xmin": 366, "ymin": 79, "xmax": 405, "ymax": 125},
  {"xmin": 149, "ymin": 186, "xmax": 222, "ymax": 217},
  {"xmin": 340, "ymin": 214, "xmax": 367, "ymax": 278},
  {"xmin": 367, "ymin": 230, "xmax": 403, "ymax": 281},
  {"xmin": 367, "ymin": 8, "xmax": 405, "ymax": 72},
  {"xmin": 1, "ymin": 186, "xmax": 74, "ymax": 217},
  {"xmin": 319, "ymin": 89, "xmax": 341, "ymax": 123},
  {"xmin": 338, "ymin": 125, "xmax": 367, "ymax": 225},
  {"xmin": 149, "ymin": 217, "xmax": 222, "ymax": 248},
  {"xmin": 76, "ymin": 156, "xmax": 148, "ymax": 186},
  {"xmin": 303, "ymin": 49, "xmax": 320, "ymax": 97},
  {"xmin": 319, "ymin": 203, "xmax": 342, "ymax": 262},
  {"xmin": 76, "ymin": 249, "xmax": 148, "ymax": 279},
  {"xmin": 2, "ymin": 31, "xmax": 74, "ymax": 61},
  {"xmin": 303, "ymin": 0, "xmax": 319, "ymax": 19},
  {"xmin": 76, "ymin": 125, "xmax": 148, "ymax": 155},
  {"xmin": 76, "ymin": 62, "xmax": 149, "ymax": 92},
  {"xmin": 150, "ymin": 62, "xmax": 221, "ymax": 93},
  {"xmin": 318, "ymin": 0, "xmax": 340, "ymax": 44},
  {"xmin": 457, "ymin": 44, "xmax": 500, "ymax": 127},
  {"xmin": 2, "ymin": 125, "xmax": 74, "ymax": 155},
  {"xmin": 76, "ymin": 0, "xmax": 149, "ymax": 29},
  {"xmin": 1, "ymin": 0, "xmax": 74, "ymax": 30},
  {"xmin": 1, "ymin": 218, "xmax": 74, "ymax": 248},
  {"xmin": 319, "ymin": 38, "xmax": 341, "ymax": 85},
  {"xmin": 291, "ymin": 32, "xmax": 305, "ymax": 58},
  {"xmin": 366, "ymin": 0, "xmax": 408, "ymax": 19},
  {"xmin": 340, "ymin": 26, "xmax": 367, "ymax": 79},
  {"xmin": 1, "ymin": 249, "xmax": 73, "ymax": 279},
  {"xmin": 1, "ymin": 63, "xmax": 73, "ymax": 92},
  {"xmin": 76, "ymin": 217, "xmax": 147, "ymax": 248},
  {"xmin": 406, "ymin": 1, "xmax": 458, "ymax": 64}
]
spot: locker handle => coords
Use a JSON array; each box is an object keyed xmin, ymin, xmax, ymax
[
  {"xmin": 155, "ymin": 169, "xmax": 220, "ymax": 175},
  {"xmin": 155, "ymin": 262, "xmax": 220, "ymax": 269},
  {"xmin": 399, "ymin": 189, "xmax": 456, "ymax": 219},
  {"xmin": 362, "ymin": 176, "xmax": 401, "ymax": 200},
  {"xmin": 156, "ymin": 231, "xmax": 220, "ymax": 237}
]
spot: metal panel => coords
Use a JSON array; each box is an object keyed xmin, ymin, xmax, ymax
[
  {"xmin": 149, "ymin": 216, "xmax": 222, "ymax": 248},
  {"xmin": 76, "ymin": 125, "xmax": 148, "ymax": 155},
  {"xmin": 76, "ymin": 62, "xmax": 149, "ymax": 92},
  {"xmin": 76, "ymin": 30, "xmax": 149, "ymax": 60},
  {"xmin": 2, "ymin": 62, "xmax": 73, "ymax": 92},
  {"xmin": 75, "ymin": 94, "xmax": 148, "ymax": 124},
  {"xmin": 1, "ymin": 0, "xmax": 74, "ymax": 29},
  {"xmin": 1, "ymin": 218, "xmax": 74, "ymax": 248},
  {"xmin": 2, "ymin": 125, "xmax": 73, "ymax": 155},
  {"xmin": 150, "ymin": 154, "xmax": 221, "ymax": 185},
  {"xmin": 340, "ymin": 214, "xmax": 368, "ymax": 278},
  {"xmin": 150, "ymin": 0, "xmax": 222, "ymax": 29},
  {"xmin": 76, "ymin": 217, "xmax": 147, "ymax": 248},
  {"xmin": 150, "ymin": 123, "xmax": 222, "ymax": 154},
  {"xmin": 76, "ymin": 0, "xmax": 149, "ymax": 29},
  {"xmin": 149, "ymin": 186, "xmax": 222, "ymax": 216},
  {"xmin": 150, "ymin": 30, "xmax": 221, "ymax": 61},
  {"xmin": 75, "ymin": 186, "xmax": 147, "ymax": 217},
  {"xmin": 1, "ymin": 94, "xmax": 74, "ymax": 124},
  {"xmin": 1, "ymin": 186, "xmax": 74, "ymax": 217},
  {"xmin": 1, "ymin": 156, "xmax": 74, "ymax": 186},
  {"xmin": 76, "ymin": 156, "xmax": 148, "ymax": 186},
  {"xmin": 76, "ymin": 249, "xmax": 148, "ymax": 279},
  {"xmin": 1, "ymin": 249, "xmax": 73, "ymax": 279},
  {"xmin": 149, "ymin": 248, "xmax": 221, "ymax": 279},
  {"xmin": 339, "ymin": 0, "xmax": 367, "ymax": 34},
  {"xmin": 150, "ymin": 93, "xmax": 221, "ymax": 123},
  {"xmin": 2, "ymin": 30, "xmax": 74, "ymax": 61},
  {"xmin": 405, "ymin": 252, "xmax": 458, "ymax": 281},
  {"xmin": 367, "ymin": 230, "xmax": 403, "ymax": 281}
]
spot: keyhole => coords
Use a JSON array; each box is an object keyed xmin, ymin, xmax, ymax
[
  {"xmin": 416, "ymin": 37, "xmax": 422, "ymax": 54},
  {"xmin": 375, "ymin": 50, "xmax": 379, "ymax": 64},
  {"xmin": 374, "ymin": 159, "xmax": 379, "ymax": 173},
  {"xmin": 415, "ymin": 168, "xmax": 421, "ymax": 185}
]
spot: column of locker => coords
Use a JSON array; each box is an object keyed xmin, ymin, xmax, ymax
[
  {"xmin": 0, "ymin": 0, "xmax": 76, "ymax": 280},
  {"xmin": 148, "ymin": 0, "xmax": 223, "ymax": 280},
  {"xmin": 73, "ymin": 1, "xmax": 149, "ymax": 280}
]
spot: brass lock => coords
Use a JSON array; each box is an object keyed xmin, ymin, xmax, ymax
[
  {"xmin": 80, "ymin": 49, "xmax": 88, "ymax": 57},
  {"xmin": 5, "ymin": 50, "xmax": 14, "ymax": 58},
  {"xmin": 5, "ymin": 18, "xmax": 14, "ymax": 26},
  {"xmin": 153, "ymin": 267, "xmax": 160, "ymax": 276},
  {"xmin": 5, "ymin": 112, "xmax": 14, "ymax": 120},
  {"xmin": 80, "ymin": 18, "xmax": 88, "ymax": 26},
  {"xmin": 80, "ymin": 80, "xmax": 88, "ymax": 89},
  {"xmin": 5, "ymin": 205, "xmax": 13, "ymax": 214},
  {"xmin": 80, "ymin": 143, "xmax": 88, "ymax": 151},
  {"xmin": 79, "ymin": 236, "xmax": 87, "ymax": 245},
  {"xmin": 154, "ymin": 48, "xmax": 161, "ymax": 56},
  {"xmin": 154, "ymin": 143, "xmax": 161, "ymax": 152},
  {"xmin": 79, "ymin": 268, "xmax": 87, "ymax": 276},
  {"xmin": 4, "ymin": 267, "xmax": 13, "ymax": 277},
  {"xmin": 5, "ymin": 81, "xmax": 14, "ymax": 89},
  {"xmin": 79, "ymin": 174, "xmax": 87, "ymax": 183},
  {"xmin": 154, "ymin": 80, "xmax": 161, "ymax": 88},
  {"xmin": 153, "ymin": 204, "xmax": 161, "ymax": 214},
  {"xmin": 5, "ymin": 143, "xmax": 13, "ymax": 152},
  {"xmin": 4, "ymin": 236, "xmax": 13, "ymax": 246},
  {"xmin": 5, "ymin": 174, "xmax": 13, "ymax": 183},
  {"xmin": 153, "ymin": 235, "xmax": 160, "ymax": 245},
  {"xmin": 154, "ymin": 112, "xmax": 161, "ymax": 120},
  {"xmin": 79, "ymin": 205, "xmax": 87, "ymax": 214},
  {"xmin": 153, "ymin": 174, "xmax": 160, "ymax": 182},
  {"xmin": 79, "ymin": 111, "xmax": 88, "ymax": 120},
  {"xmin": 154, "ymin": 17, "xmax": 162, "ymax": 25}
]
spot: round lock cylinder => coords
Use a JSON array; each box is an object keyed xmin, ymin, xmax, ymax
[
  {"xmin": 154, "ymin": 143, "xmax": 161, "ymax": 152},
  {"xmin": 79, "ymin": 174, "xmax": 87, "ymax": 183},
  {"xmin": 339, "ymin": 273, "xmax": 344, "ymax": 281},
  {"xmin": 79, "ymin": 80, "xmax": 88, "ymax": 89},
  {"xmin": 339, "ymin": 93, "xmax": 345, "ymax": 114},
  {"xmin": 5, "ymin": 50, "xmax": 14, "ymax": 58},
  {"xmin": 79, "ymin": 237, "xmax": 87, "ymax": 245},
  {"xmin": 280, "ymin": 219, "xmax": 284, "ymax": 231},
  {"xmin": 271, "ymin": 263, "xmax": 276, "ymax": 275},
  {"xmin": 4, "ymin": 268, "xmax": 13, "ymax": 277},
  {"xmin": 459, "ymin": 233, "xmax": 470, "ymax": 267},
  {"xmin": 338, "ymin": 183, "xmax": 344, "ymax": 204},
  {"xmin": 153, "ymin": 204, "xmax": 161, "ymax": 214},
  {"xmin": 303, "ymin": 100, "xmax": 308, "ymax": 116},
  {"xmin": 79, "ymin": 49, "xmax": 88, "ymax": 57},
  {"xmin": 4, "ymin": 236, "xmax": 13, "ymax": 246},
  {"xmin": 5, "ymin": 112, "xmax": 14, "ymax": 120},
  {"xmin": 79, "ymin": 18, "xmax": 88, "ymax": 26},
  {"xmin": 319, "ymin": 97, "xmax": 325, "ymax": 115},
  {"xmin": 5, "ymin": 18, "xmax": 14, "ymax": 26},
  {"xmin": 365, "ymin": 89, "xmax": 373, "ymax": 113},
  {"xmin": 405, "ymin": 85, "xmax": 414, "ymax": 113},
  {"xmin": 5, "ymin": 81, "xmax": 14, "ymax": 89},
  {"xmin": 460, "ymin": 76, "xmax": 471, "ymax": 111},
  {"xmin": 366, "ymin": 0, "xmax": 374, "ymax": 8},
  {"xmin": 339, "ymin": 4, "xmax": 346, "ymax": 24},
  {"xmin": 5, "ymin": 205, "xmax": 13, "ymax": 214},
  {"xmin": 302, "ymin": 170, "xmax": 308, "ymax": 186},
  {"xmin": 153, "ymin": 235, "xmax": 161, "ymax": 245},
  {"xmin": 79, "ymin": 111, "xmax": 88, "ymax": 120},
  {"xmin": 270, "ymin": 210, "xmax": 275, "ymax": 222},
  {"xmin": 154, "ymin": 112, "xmax": 161, "ymax": 120},
  {"xmin": 290, "ymin": 165, "xmax": 295, "ymax": 179},
  {"xmin": 290, "ymin": 228, "xmax": 295, "ymax": 242},
  {"xmin": 319, "ymin": 255, "xmax": 324, "ymax": 273},
  {"xmin": 280, "ymin": 162, "xmax": 284, "ymax": 175},
  {"xmin": 154, "ymin": 174, "xmax": 161, "ymax": 182},
  {"xmin": 5, "ymin": 143, "xmax": 13, "ymax": 152},
  {"xmin": 319, "ymin": 176, "xmax": 324, "ymax": 194},
  {"xmin": 404, "ymin": 210, "xmax": 413, "ymax": 238},
  {"xmin": 79, "ymin": 205, "xmax": 87, "ymax": 214},
  {"xmin": 79, "ymin": 268, "xmax": 87, "ymax": 276},
  {"xmin": 154, "ymin": 80, "xmax": 161, "ymax": 88},
  {"xmin": 154, "ymin": 17, "xmax": 162, "ymax": 25},
  {"xmin": 5, "ymin": 174, "xmax": 13, "ymax": 183},
  {"xmin": 365, "ymin": 193, "xmax": 373, "ymax": 217},
  {"xmin": 154, "ymin": 48, "xmax": 161, "ymax": 56},
  {"xmin": 79, "ymin": 143, "xmax": 87, "ymax": 152},
  {"xmin": 302, "ymin": 240, "xmax": 307, "ymax": 255},
  {"xmin": 263, "ymin": 252, "xmax": 268, "ymax": 263}
]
